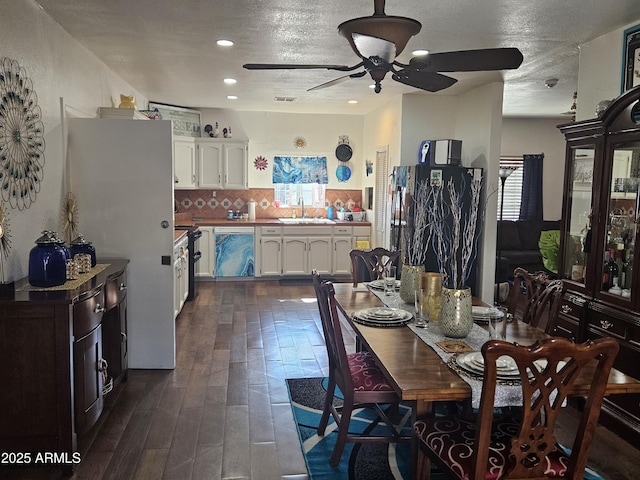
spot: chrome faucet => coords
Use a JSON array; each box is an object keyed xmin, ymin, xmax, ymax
[{"xmin": 298, "ymin": 197, "xmax": 306, "ymax": 218}]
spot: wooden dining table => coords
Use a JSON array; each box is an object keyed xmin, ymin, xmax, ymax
[{"xmin": 332, "ymin": 283, "xmax": 640, "ymax": 418}]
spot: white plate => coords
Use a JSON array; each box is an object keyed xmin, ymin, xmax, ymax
[
  {"xmin": 472, "ymin": 306, "xmax": 504, "ymax": 319},
  {"xmin": 468, "ymin": 352, "xmax": 518, "ymax": 372},
  {"xmin": 368, "ymin": 279, "xmax": 401, "ymax": 290},
  {"xmin": 456, "ymin": 352, "xmax": 520, "ymax": 378},
  {"xmin": 354, "ymin": 307, "xmax": 412, "ymax": 322}
]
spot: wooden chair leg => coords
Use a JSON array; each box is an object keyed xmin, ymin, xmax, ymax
[
  {"xmin": 414, "ymin": 443, "xmax": 431, "ymax": 480},
  {"xmin": 318, "ymin": 376, "xmax": 336, "ymax": 435},
  {"xmin": 330, "ymin": 401, "xmax": 354, "ymax": 467}
]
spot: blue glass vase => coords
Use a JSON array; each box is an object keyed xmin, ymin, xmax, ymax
[{"xmin": 28, "ymin": 231, "xmax": 68, "ymax": 287}]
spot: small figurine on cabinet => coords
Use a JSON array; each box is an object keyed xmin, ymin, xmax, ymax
[
  {"xmin": 118, "ymin": 94, "xmax": 137, "ymax": 109},
  {"xmin": 227, "ymin": 126, "xmax": 232, "ymax": 138},
  {"xmin": 212, "ymin": 122, "xmax": 219, "ymax": 138},
  {"xmin": 223, "ymin": 127, "xmax": 228, "ymax": 138}
]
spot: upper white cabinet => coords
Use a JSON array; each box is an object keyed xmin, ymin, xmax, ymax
[
  {"xmin": 174, "ymin": 137, "xmax": 197, "ymax": 189},
  {"xmin": 197, "ymin": 138, "xmax": 248, "ymax": 189}
]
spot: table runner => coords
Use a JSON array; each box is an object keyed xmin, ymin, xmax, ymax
[{"xmin": 364, "ymin": 283, "xmax": 523, "ymax": 408}]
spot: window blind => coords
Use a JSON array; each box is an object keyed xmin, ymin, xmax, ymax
[{"xmin": 498, "ymin": 157, "xmax": 523, "ymax": 221}]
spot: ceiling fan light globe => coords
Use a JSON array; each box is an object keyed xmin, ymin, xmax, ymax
[{"xmin": 338, "ymin": 16, "xmax": 421, "ymax": 57}]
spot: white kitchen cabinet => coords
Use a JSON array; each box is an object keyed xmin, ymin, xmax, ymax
[
  {"xmin": 196, "ymin": 226, "xmax": 215, "ymax": 278},
  {"xmin": 308, "ymin": 237, "xmax": 332, "ymax": 274},
  {"xmin": 197, "ymin": 138, "xmax": 248, "ymax": 189},
  {"xmin": 257, "ymin": 226, "xmax": 282, "ymax": 277},
  {"xmin": 174, "ymin": 235, "xmax": 188, "ymax": 319},
  {"xmin": 282, "ymin": 226, "xmax": 332, "ymax": 275},
  {"xmin": 174, "ymin": 137, "xmax": 197, "ymax": 189},
  {"xmin": 332, "ymin": 225, "xmax": 353, "ymax": 275}
]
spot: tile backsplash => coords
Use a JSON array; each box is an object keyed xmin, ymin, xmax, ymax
[{"xmin": 175, "ymin": 188, "xmax": 363, "ymax": 219}]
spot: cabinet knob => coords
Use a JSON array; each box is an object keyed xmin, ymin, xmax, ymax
[
  {"xmin": 561, "ymin": 304, "xmax": 572, "ymax": 314},
  {"xmin": 599, "ymin": 319, "xmax": 613, "ymax": 330},
  {"xmin": 94, "ymin": 303, "xmax": 105, "ymax": 314},
  {"xmin": 119, "ymin": 283, "xmax": 127, "ymax": 291}
]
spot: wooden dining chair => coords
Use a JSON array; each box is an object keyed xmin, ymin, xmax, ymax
[
  {"xmin": 507, "ymin": 268, "xmax": 565, "ymax": 332},
  {"xmin": 312, "ymin": 270, "xmax": 410, "ymax": 467},
  {"xmin": 413, "ymin": 337, "xmax": 619, "ymax": 480},
  {"xmin": 349, "ymin": 247, "xmax": 401, "ymax": 287}
]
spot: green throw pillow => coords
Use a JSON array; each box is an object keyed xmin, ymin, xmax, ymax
[{"xmin": 539, "ymin": 230, "xmax": 560, "ymax": 273}]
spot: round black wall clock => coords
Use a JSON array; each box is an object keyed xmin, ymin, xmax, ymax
[{"xmin": 0, "ymin": 57, "xmax": 45, "ymax": 211}]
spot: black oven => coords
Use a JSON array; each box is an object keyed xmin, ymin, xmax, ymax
[{"xmin": 176, "ymin": 226, "xmax": 202, "ymax": 301}]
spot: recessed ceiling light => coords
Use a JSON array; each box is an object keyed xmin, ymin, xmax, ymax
[
  {"xmin": 412, "ymin": 49, "xmax": 429, "ymax": 56},
  {"xmin": 216, "ymin": 39, "xmax": 234, "ymax": 47},
  {"xmin": 348, "ymin": 100, "xmax": 358, "ymax": 104},
  {"xmin": 227, "ymin": 95, "xmax": 238, "ymax": 100},
  {"xmin": 224, "ymin": 78, "xmax": 237, "ymax": 85}
]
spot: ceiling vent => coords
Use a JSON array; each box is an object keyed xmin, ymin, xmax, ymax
[{"xmin": 274, "ymin": 96, "xmax": 296, "ymax": 102}]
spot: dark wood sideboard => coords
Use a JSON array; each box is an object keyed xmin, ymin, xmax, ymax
[{"xmin": 0, "ymin": 259, "xmax": 129, "ymax": 475}]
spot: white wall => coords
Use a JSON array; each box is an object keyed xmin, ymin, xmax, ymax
[
  {"xmin": 198, "ymin": 109, "xmax": 365, "ymax": 190},
  {"xmin": 362, "ymin": 98, "xmax": 403, "ymax": 247},
  {"xmin": 1, "ymin": 0, "xmax": 146, "ymax": 282},
  {"xmin": 501, "ymin": 117, "xmax": 567, "ymax": 220},
  {"xmin": 577, "ymin": 18, "xmax": 640, "ymax": 121},
  {"xmin": 400, "ymin": 94, "xmax": 459, "ymax": 166},
  {"xmin": 455, "ymin": 83, "xmax": 505, "ymax": 304}
]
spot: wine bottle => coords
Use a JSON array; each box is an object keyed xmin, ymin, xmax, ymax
[{"xmin": 603, "ymin": 249, "xmax": 618, "ymax": 290}]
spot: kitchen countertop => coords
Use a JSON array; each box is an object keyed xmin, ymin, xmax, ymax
[{"xmin": 176, "ymin": 217, "xmax": 371, "ymax": 227}]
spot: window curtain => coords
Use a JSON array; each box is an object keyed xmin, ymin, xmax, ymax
[
  {"xmin": 519, "ymin": 153, "xmax": 544, "ymax": 220},
  {"xmin": 272, "ymin": 156, "xmax": 328, "ymax": 184}
]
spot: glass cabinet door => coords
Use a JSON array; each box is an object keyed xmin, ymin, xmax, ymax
[
  {"xmin": 562, "ymin": 146, "xmax": 595, "ymax": 286},
  {"xmin": 600, "ymin": 141, "xmax": 640, "ymax": 300}
]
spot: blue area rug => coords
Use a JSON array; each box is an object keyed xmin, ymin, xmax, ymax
[{"xmin": 286, "ymin": 377, "xmax": 606, "ymax": 480}]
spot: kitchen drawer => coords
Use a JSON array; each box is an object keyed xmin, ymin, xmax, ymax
[
  {"xmin": 261, "ymin": 226, "xmax": 282, "ymax": 235},
  {"xmin": 550, "ymin": 314, "xmax": 578, "ymax": 341},
  {"xmin": 353, "ymin": 226, "xmax": 371, "ymax": 236},
  {"xmin": 334, "ymin": 226, "xmax": 353, "ymax": 235},
  {"xmin": 105, "ymin": 270, "xmax": 127, "ymax": 310},
  {"xmin": 73, "ymin": 287, "xmax": 105, "ymax": 338}
]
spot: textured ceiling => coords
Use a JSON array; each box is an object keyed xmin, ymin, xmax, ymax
[{"xmin": 36, "ymin": 0, "xmax": 639, "ymax": 117}]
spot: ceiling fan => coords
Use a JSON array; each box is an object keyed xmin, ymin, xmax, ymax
[{"xmin": 243, "ymin": 0, "xmax": 523, "ymax": 94}]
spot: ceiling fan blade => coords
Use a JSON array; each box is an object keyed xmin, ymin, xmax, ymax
[
  {"xmin": 307, "ymin": 71, "xmax": 367, "ymax": 92},
  {"xmin": 352, "ymin": 33, "xmax": 396, "ymax": 63},
  {"xmin": 409, "ymin": 47, "xmax": 523, "ymax": 72},
  {"xmin": 392, "ymin": 70, "xmax": 457, "ymax": 92},
  {"xmin": 243, "ymin": 63, "xmax": 357, "ymax": 72}
]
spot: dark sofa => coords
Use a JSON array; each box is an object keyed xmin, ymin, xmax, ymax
[{"xmin": 497, "ymin": 219, "xmax": 561, "ymax": 281}]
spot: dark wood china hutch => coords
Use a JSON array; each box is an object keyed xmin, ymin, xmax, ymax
[{"xmin": 557, "ymin": 86, "xmax": 640, "ymax": 444}]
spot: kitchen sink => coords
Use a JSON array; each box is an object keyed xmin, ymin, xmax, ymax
[{"xmin": 278, "ymin": 217, "xmax": 335, "ymax": 224}]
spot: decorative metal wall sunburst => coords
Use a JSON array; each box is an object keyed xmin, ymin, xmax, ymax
[
  {"xmin": 0, "ymin": 201, "xmax": 11, "ymax": 284},
  {"xmin": 61, "ymin": 191, "xmax": 79, "ymax": 244},
  {"xmin": 0, "ymin": 57, "xmax": 46, "ymax": 211}
]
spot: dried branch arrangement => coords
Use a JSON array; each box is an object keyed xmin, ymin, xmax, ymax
[
  {"xmin": 402, "ymin": 180, "xmax": 432, "ymax": 266},
  {"xmin": 425, "ymin": 171, "xmax": 483, "ymax": 289}
]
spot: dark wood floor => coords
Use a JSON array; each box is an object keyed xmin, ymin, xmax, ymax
[{"xmin": 3, "ymin": 280, "xmax": 639, "ymax": 480}]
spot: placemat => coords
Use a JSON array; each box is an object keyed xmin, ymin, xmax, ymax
[{"xmin": 436, "ymin": 340, "xmax": 474, "ymax": 353}]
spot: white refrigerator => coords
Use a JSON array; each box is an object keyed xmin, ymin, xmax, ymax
[{"xmin": 68, "ymin": 118, "xmax": 176, "ymax": 369}]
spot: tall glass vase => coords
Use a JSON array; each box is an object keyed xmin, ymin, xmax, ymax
[
  {"xmin": 438, "ymin": 286, "xmax": 473, "ymax": 338},
  {"xmin": 399, "ymin": 264, "xmax": 425, "ymax": 303}
]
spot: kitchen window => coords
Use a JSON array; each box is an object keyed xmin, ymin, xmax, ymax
[{"xmin": 273, "ymin": 183, "xmax": 326, "ymax": 208}]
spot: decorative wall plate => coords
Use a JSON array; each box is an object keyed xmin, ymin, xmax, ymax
[
  {"xmin": 335, "ymin": 143, "xmax": 353, "ymax": 162},
  {"xmin": 254, "ymin": 155, "xmax": 268, "ymax": 170},
  {"xmin": 336, "ymin": 164, "xmax": 351, "ymax": 182},
  {"xmin": 0, "ymin": 58, "xmax": 45, "ymax": 210},
  {"xmin": 293, "ymin": 136, "xmax": 307, "ymax": 149}
]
